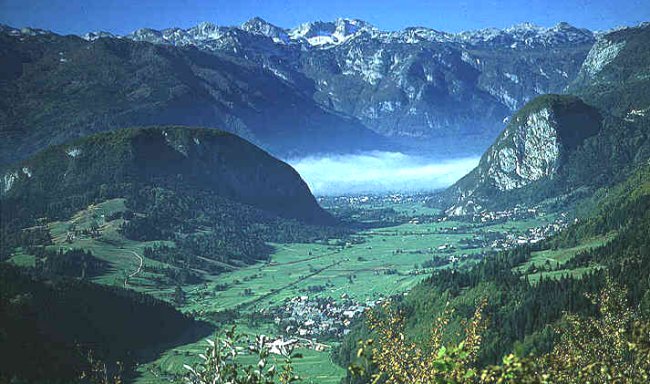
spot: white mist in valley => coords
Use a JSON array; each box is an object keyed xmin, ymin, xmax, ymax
[{"xmin": 289, "ymin": 151, "xmax": 480, "ymax": 196}]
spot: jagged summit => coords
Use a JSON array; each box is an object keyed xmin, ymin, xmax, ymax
[
  {"xmin": 186, "ymin": 21, "xmax": 222, "ymax": 39},
  {"xmin": 288, "ymin": 18, "xmax": 376, "ymax": 46},
  {"xmin": 241, "ymin": 17, "xmax": 290, "ymax": 43},
  {"xmin": 0, "ymin": 24, "xmax": 52, "ymax": 37},
  {"xmin": 456, "ymin": 21, "xmax": 594, "ymax": 47},
  {"xmin": 82, "ymin": 31, "xmax": 116, "ymax": 41}
]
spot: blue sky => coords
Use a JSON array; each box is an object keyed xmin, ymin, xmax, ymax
[{"xmin": 1, "ymin": 0, "xmax": 648, "ymax": 35}]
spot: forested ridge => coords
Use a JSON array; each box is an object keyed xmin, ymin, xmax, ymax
[{"xmin": 1, "ymin": 126, "xmax": 342, "ymax": 272}]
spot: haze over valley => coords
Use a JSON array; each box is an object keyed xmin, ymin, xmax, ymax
[{"xmin": 290, "ymin": 152, "xmax": 480, "ymax": 195}]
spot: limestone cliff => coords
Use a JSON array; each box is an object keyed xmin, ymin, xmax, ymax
[{"xmin": 444, "ymin": 95, "xmax": 601, "ymax": 215}]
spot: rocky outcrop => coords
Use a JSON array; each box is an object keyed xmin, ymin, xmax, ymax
[
  {"xmin": 444, "ymin": 95, "xmax": 601, "ymax": 215},
  {"xmin": 442, "ymin": 23, "xmax": 650, "ymax": 216},
  {"xmin": 567, "ymin": 23, "xmax": 650, "ymax": 116},
  {"xmin": 580, "ymin": 39, "xmax": 626, "ymax": 78},
  {"xmin": 571, "ymin": 36, "xmax": 626, "ymax": 87},
  {"xmin": 484, "ymin": 107, "xmax": 562, "ymax": 191}
]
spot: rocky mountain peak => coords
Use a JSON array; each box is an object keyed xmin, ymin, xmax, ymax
[
  {"xmin": 128, "ymin": 27, "xmax": 164, "ymax": 43},
  {"xmin": 0, "ymin": 24, "xmax": 52, "ymax": 37},
  {"xmin": 457, "ymin": 21, "xmax": 594, "ymax": 47},
  {"xmin": 241, "ymin": 17, "xmax": 290, "ymax": 43},
  {"xmin": 82, "ymin": 31, "xmax": 117, "ymax": 41},
  {"xmin": 186, "ymin": 21, "xmax": 221, "ymax": 40},
  {"xmin": 289, "ymin": 18, "xmax": 375, "ymax": 47}
]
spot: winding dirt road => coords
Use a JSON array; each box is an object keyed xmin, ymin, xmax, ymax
[{"xmin": 124, "ymin": 250, "xmax": 143, "ymax": 288}]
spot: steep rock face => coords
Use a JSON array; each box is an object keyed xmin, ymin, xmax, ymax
[
  {"xmin": 0, "ymin": 126, "xmax": 332, "ymax": 224},
  {"xmin": 568, "ymin": 23, "xmax": 650, "ymax": 117},
  {"xmin": 578, "ymin": 38, "xmax": 626, "ymax": 79},
  {"xmin": 485, "ymin": 107, "xmax": 561, "ymax": 191},
  {"xmin": 299, "ymin": 36, "xmax": 511, "ymax": 144},
  {"xmin": 241, "ymin": 17, "xmax": 291, "ymax": 44},
  {"xmin": 570, "ymin": 29, "xmax": 631, "ymax": 92},
  {"xmin": 444, "ymin": 95, "xmax": 601, "ymax": 215}
]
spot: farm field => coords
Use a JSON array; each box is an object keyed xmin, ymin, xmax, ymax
[
  {"xmin": 522, "ymin": 232, "xmax": 616, "ymax": 268},
  {"xmin": 8, "ymin": 198, "xmax": 178, "ymax": 296},
  {"xmin": 513, "ymin": 232, "xmax": 616, "ymax": 284}
]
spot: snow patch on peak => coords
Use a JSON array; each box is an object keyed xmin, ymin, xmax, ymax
[
  {"xmin": 67, "ymin": 148, "xmax": 81, "ymax": 158},
  {"xmin": 387, "ymin": 27, "xmax": 454, "ymax": 44},
  {"xmin": 83, "ymin": 31, "xmax": 117, "ymax": 41},
  {"xmin": 289, "ymin": 18, "xmax": 374, "ymax": 47},
  {"xmin": 457, "ymin": 22, "xmax": 593, "ymax": 47},
  {"xmin": 184, "ymin": 22, "xmax": 225, "ymax": 41},
  {"xmin": 0, "ymin": 24, "xmax": 52, "ymax": 37}
]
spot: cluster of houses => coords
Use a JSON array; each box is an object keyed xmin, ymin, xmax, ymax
[
  {"xmin": 455, "ymin": 211, "xmax": 570, "ymax": 251},
  {"xmin": 516, "ymin": 216, "xmax": 570, "ymax": 245},
  {"xmin": 257, "ymin": 336, "xmax": 331, "ymax": 356},
  {"xmin": 471, "ymin": 207, "xmax": 540, "ymax": 223},
  {"xmin": 265, "ymin": 295, "xmax": 381, "ymax": 339},
  {"xmin": 319, "ymin": 193, "xmax": 429, "ymax": 208}
]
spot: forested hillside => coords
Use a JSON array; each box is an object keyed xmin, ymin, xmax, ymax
[
  {"xmin": 0, "ymin": 264, "xmax": 209, "ymax": 382},
  {"xmin": 1, "ymin": 126, "xmax": 340, "ymax": 272}
]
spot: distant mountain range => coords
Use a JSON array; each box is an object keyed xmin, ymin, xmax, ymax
[
  {"xmin": 107, "ymin": 18, "xmax": 597, "ymax": 146},
  {"xmin": 96, "ymin": 18, "xmax": 595, "ymax": 49},
  {"xmin": 0, "ymin": 19, "xmax": 599, "ymax": 163}
]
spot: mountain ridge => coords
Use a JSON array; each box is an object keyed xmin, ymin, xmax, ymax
[
  {"xmin": 49, "ymin": 18, "xmax": 596, "ymax": 49},
  {"xmin": 113, "ymin": 18, "xmax": 596, "ymax": 145}
]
